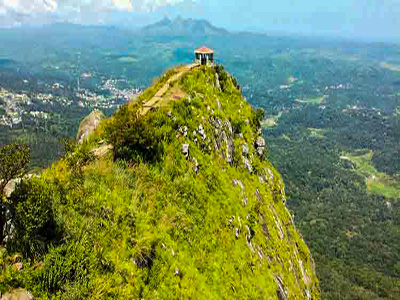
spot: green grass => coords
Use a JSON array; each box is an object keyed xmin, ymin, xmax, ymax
[
  {"xmin": 307, "ymin": 96, "xmax": 324, "ymax": 105},
  {"xmin": 344, "ymin": 150, "xmax": 400, "ymax": 199},
  {"xmin": 307, "ymin": 128, "xmax": 325, "ymax": 139},
  {"xmin": 262, "ymin": 112, "xmax": 283, "ymax": 128}
]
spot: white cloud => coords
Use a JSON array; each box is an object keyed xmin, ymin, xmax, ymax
[
  {"xmin": 0, "ymin": 0, "xmax": 189, "ymax": 14},
  {"xmin": 4, "ymin": 0, "xmax": 18, "ymax": 9},
  {"xmin": 0, "ymin": 0, "xmax": 194, "ymax": 27},
  {"xmin": 132, "ymin": 0, "xmax": 189, "ymax": 12},
  {"xmin": 112, "ymin": 0, "xmax": 133, "ymax": 12}
]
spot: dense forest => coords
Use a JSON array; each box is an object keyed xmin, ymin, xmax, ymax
[{"xmin": 266, "ymin": 105, "xmax": 400, "ymax": 299}]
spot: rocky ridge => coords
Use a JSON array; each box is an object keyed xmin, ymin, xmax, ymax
[{"xmin": 1, "ymin": 65, "xmax": 319, "ymax": 299}]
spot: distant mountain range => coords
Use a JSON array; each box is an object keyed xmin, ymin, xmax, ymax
[{"xmin": 139, "ymin": 16, "xmax": 229, "ymax": 36}]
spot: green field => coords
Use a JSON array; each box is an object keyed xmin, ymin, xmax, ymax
[{"xmin": 344, "ymin": 150, "xmax": 400, "ymax": 199}]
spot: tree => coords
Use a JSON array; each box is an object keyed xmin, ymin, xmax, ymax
[{"xmin": 0, "ymin": 143, "xmax": 30, "ymax": 245}]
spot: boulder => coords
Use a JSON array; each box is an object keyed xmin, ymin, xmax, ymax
[
  {"xmin": 4, "ymin": 178, "xmax": 21, "ymax": 198},
  {"xmin": 1, "ymin": 288, "xmax": 34, "ymax": 300},
  {"xmin": 255, "ymin": 136, "xmax": 266, "ymax": 157},
  {"xmin": 76, "ymin": 110, "xmax": 105, "ymax": 144},
  {"xmin": 198, "ymin": 124, "xmax": 206, "ymax": 140},
  {"xmin": 92, "ymin": 144, "xmax": 113, "ymax": 158},
  {"xmin": 12, "ymin": 263, "xmax": 23, "ymax": 271}
]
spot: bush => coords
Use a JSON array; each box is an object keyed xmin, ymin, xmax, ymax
[
  {"xmin": 7, "ymin": 178, "xmax": 61, "ymax": 260},
  {"xmin": 251, "ymin": 108, "xmax": 265, "ymax": 131},
  {"xmin": 104, "ymin": 104, "xmax": 174, "ymax": 163}
]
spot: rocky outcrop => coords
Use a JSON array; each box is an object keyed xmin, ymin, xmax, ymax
[
  {"xmin": 76, "ymin": 110, "xmax": 105, "ymax": 144},
  {"xmin": 3, "ymin": 178, "xmax": 21, "ymax": 198},
  {"xmin": 23, "ymin": 64, "xmax": 319, "ymax": 299},
  {"xmin": 210, "ymin": 117, "xmax": 235, "ymax": 164},
  {"xmin": 255, "ymin": 136, "xmax": 266, "ymax": 157},
  {"xmin": 92, "ymin": 143, "xmax": 113, "ymax": 158}
]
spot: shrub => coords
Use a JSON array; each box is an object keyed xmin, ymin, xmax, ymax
[
  {"xmin": 0, "ymin": 143, "xmax": 30, "ymax": 245},
  {"xmin": 7, "ymin": 178, "xmax": 62, "ymax": 260},
  {"xmin": 33, "ymin": 241, "xmax": 94, "ymax": 296},
  {"xmin": 104, "ymin": 104, "xmax": 174, "ymax": 163}
]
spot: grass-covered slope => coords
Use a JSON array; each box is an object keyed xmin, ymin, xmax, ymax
[{"xmin": 1, "ymin": 65, "xmax": 319, "ymax": 299}]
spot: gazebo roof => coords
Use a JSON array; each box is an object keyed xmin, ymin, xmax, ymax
[{"xmin": 195, "ymin": 46, "xmax": 214, "ymax": 54}]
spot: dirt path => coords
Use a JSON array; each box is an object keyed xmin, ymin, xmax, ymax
[
  {"xmin": 92, "ymin": 63, "xmax": 200, "ymax": 158},
  {"xmin": 140, "ymin": 63, "xmax": 199, "ymax": 115}
]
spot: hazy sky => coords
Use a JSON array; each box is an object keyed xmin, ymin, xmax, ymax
[{"xmin": 0, "ymin": 0, "xmax": 399, "ymax": 41}]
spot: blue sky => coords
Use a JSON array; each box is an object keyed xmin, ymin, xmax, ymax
[{"xmin": 0, "ymin": 0, "xmax": 399, "ymax": 41}]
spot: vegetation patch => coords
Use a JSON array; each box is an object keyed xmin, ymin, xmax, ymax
[
  {"xmin": 262, "ymin": 112, "xmax": 283, "ymax": 128},
  {"xmin": 380, "ymin": 61, "xmax": 400, "ymax": 72},
  {"xmin": 344, "ymin": 150, "xmax": 400, "ymax": 199},
  {"xmin": 307, "ymin": 96, "xmax": 324, "ymax": 105},
  {"xmin": 307, "ymin": 128, "xmax": 325, "ymax": 139}
]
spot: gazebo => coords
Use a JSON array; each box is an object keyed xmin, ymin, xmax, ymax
[{"xmin": 195, "ymin": 46, "xmax": 214, "ymax": 65}]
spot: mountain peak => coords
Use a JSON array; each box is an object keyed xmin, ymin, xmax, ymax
[
  {"xmin": 69, "ymin": 64, "xmax": 319, "ymax": 297},
  {"xmin": 160, "ymin": 16, "xmax": 172, "ymax": 26},
  {"xmin": 140, "ymin": 17, "xmax": 229, "ymax": 36}
]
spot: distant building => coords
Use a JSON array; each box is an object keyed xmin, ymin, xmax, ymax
[{"xmin": 195, "ymin": 47, "xmax": 214, "ymax": 65}]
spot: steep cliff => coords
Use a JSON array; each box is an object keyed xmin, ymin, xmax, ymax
[{"xmin": 1, "ymin": 65, "xmax": 319, "ymax": 299}]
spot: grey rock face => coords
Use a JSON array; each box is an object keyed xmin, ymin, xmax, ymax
[
  {"xmin": 274, "ymin": 276, "xmax": 288, "ymax": 300},
  {"xmin": 76, "ymin": 110, "xmax": 105, "ymax": 144},
  {"xmin": 255, "ymin": 189, "xmax": 263, "ymax": 202},
  {"xmin": 243, "ymin": 157, "xmax": 252, "ymax": 173},
  {"xmin": 4, "ymin": 178, "xmax": 22, "ymax": 198},
  {"xmin": 215, "ymin": 73, "xmax": 221, "ymax": 91},
  {"xmin": 259, "ymin": 168, "xmax": 274, "ymax": 184},
  {"xmin": 232, "ymin": 180, "xmax": 244, "ymax": 190},
  {"xmin": 225, "ymin": 137, "xmax": 234, "ymax": 165},
  {"xmin": 224, "ymin": 120, "xmax": 233, "ymax": 134},
  {"xmin": 216, "ymin": 98, "xmax": 222, "ymax": 111},
  {"xmin": 211, "ymin": 117, "xmax": 235, "ymax": 164}
]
